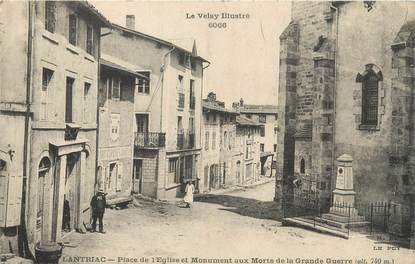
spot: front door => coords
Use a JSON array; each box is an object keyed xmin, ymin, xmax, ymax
[
  {"xmin": 64, "ymin": 153, "xmax": 79, "ymax": 234},
  {"xmin": 132, "ymin": 159, "xmax": 142, "ymax": 193},
  {"xmin": 107, "ymin": 162, "xmax": 117, "ymax": 195}
]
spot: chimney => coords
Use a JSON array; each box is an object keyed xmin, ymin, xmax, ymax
[{"xmin": 126, "ymin": 15, "xmax": 135, "ymax": 30}]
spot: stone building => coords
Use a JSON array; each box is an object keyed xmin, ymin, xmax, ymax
[
  {"xmin": 0, "ymin": 0, "xmax": 109, "ymax": 255},
  {"xmin": 233, "ymin": 99, "xmax": 278, "ymax": 177},
  {"xmin": 201, "ymin": 92, "xmax": 238, "ymax": 192},
  {"xmin": 100, "ymin": 15, "xmax": 209, "ymax": 200},
  {"xmin": 235, "ymin": 116, "xmax": 262, "ymax": 185},
  {"xmin": 97, "ymin": 54, "xmax": 146, "ymax": 205},
  {"xmin": 276, "ymin": 1, "xmax": 415, "ymax": 237}
]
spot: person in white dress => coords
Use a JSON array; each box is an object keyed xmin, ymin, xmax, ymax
[{"xmin": 183, "ymin": 180, "xmax": 195, "ymax": 208}]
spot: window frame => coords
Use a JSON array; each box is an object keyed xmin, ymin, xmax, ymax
[
  {"xmin": 136, "ymin": 71, "xmax": 151, "ymax": 94},
  {"xmin": 45, "ymin": 1, "xmax": 57, "ymax": 33},
  {"xmin": 68, "ymin": 14, "xmax": 78, "ymax": 46},
  {"xmin": 361, "ymin": 71, "xmax": 379, "ymax": 126},
  {"xmin": 86, "ymin": 24, "xmax": 94, "ymax": 55}
]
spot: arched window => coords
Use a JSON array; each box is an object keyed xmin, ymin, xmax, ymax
[
  {"xmin": 300, "ymin": 158, "xmax": 305, "ymax": 174},
  {"xmin": 362, "ymin": 71, "xmax": 379, "ymax": 125},
  {"xmin": 37, "ymin": 157, "xmax": 51, "ymax": 234},
  {"xmin": 356, "ymin": 64, "xmax": 383, "ymax": 127}
]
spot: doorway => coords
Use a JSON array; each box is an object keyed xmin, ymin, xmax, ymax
[
  {"xmin": 132, "ymin": 159, "xmax": 143, "ymax": 194},
  {"xmin": 136, "ymin": 114, "xmax": 149, "ymax": 133},
  {"xmin": 64, "ymin": 152, "xmax": 80, "ymax": 234}
]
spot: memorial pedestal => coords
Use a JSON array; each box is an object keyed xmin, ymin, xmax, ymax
[{"xmin": 320, "ymin": 154, "xmax": 369, "ymax": 228}]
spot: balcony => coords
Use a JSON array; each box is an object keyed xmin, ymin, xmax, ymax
[
  {"xmin": 177, "ymin": 132, "xmax": 195, "ymax": 150},
  {"xmin": 134, "ymin": 132, "xmax": 166, "ymax": 148}
]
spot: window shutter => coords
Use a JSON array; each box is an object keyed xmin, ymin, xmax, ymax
[
  {"xmin": 0, "ymin": 169, "xmax": 7, "ymax": 226},
  {"xmin": 6, "ymin": 173, "xmax": 23, "ymax": 226},
  {"xmin": 116, "ymin": 163, "xmax": 122, "ymax": 192},
  {"xmin": 0, "ymin": 170, "xmax": 22, "ymax": 227}
]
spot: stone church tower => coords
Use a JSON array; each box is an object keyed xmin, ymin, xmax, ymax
[{"xmin": 276, "ymin": 1, "xmax": 415, "ymax": 237}]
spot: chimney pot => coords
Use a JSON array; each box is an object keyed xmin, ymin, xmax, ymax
[{"xmin": 126, "ymin": 15, "xmax": 135, "ymax": 30}]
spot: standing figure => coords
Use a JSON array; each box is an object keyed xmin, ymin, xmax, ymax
[
  {"xmin": 90, "ymin": 189, "xmax": 107, "ymax": 233},
  {"xmin": 183, "ymin": 180, "xmax": 195, "ymax": 208},
  {"xmin": 62, "ymin": 195, "xmax": 71, "ymax": 232}
]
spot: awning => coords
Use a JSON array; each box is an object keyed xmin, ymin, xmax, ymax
[{"xmin": 100, "ymin": 58, "xmax": 149, "ymax": 79}]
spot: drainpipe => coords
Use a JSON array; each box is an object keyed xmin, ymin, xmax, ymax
[
  {"xmin": 19, "ymin": 1, "xmax": 34, "ymax": 259},
  {"xmin": 160, "ymin": 45, "xmax": 175, "ymax": 132},
  {"xmin": 329, "ymin": 2, "xmax": 339, "ymax": 203},
  {"xmin": 200, "ymin": 60, "xmax": 211, "ymax": 187}
]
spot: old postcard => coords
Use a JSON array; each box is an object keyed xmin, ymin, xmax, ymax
[{"xmin": 0, "ymin": 0, "xmax": 415, "ymax": 264}]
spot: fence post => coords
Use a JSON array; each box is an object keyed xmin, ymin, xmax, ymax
[
  {"xmin": 370, "ymin": 203, "xmax": 374, "ymax": 235},
  {"xmin": 347, "ymin": 204, "xmax": 351, "ymax": 238}
]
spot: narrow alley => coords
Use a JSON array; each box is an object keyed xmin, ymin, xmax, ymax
[{"xmin": 60, "ymin": 181, "xmax": 413, "ymax": 263}]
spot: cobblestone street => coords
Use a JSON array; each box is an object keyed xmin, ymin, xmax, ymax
[{"xmin": 60, "ymin": 181, "xmax": 414, "ymax": 263}]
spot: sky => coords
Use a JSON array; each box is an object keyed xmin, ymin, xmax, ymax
[{"xmin": 92, "ymin": 1, "xmax": 292, "ymax": 107}]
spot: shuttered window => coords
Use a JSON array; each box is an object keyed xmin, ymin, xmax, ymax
[{"xmin": 362, "ymin": 73, "xmax": 379, "ymax": 125}]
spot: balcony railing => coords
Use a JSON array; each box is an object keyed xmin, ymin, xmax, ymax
[
  {"xmin": 177, "ymin": 132, "xmax": 195, "ymax": 150},
  {"xmin": 135, "ymin": 132, "xmax": 166, "ymax": 148}
]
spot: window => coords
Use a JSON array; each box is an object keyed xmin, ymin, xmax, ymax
[
  {"xmin": 68, "ymin": 14, "xmax": 78, "ymax": 46},
  {"xmin": 259, "ymin": 114, "xmax": 266, "ymax": 123},
  {"xmin": 83, "ymin": 83, "xmax": 91, "ymax": 123},
  {"xmin": 136, "ymin": 114, "xmax": 148, "ymax": 133},
  {"xmin": 274, "ymin": 127, "xmax": 278, "ymax": 134},
  {"xmin": 112, "ymin": 78, "xmax": 121, "ymax": 99},
  {"xmin": 273, "ymin": 144, "xmax": 277, "ymax": 153},
  {"xmin": 108, "ymin": 163, "xmax": 117, "ymax": 190},
  {"xmin": 136, "ymin": 71, "xmax": 150, "ymax": 94},
  {"xmin": 177, "ymin": 75, "xmax": 183, "ymax": 90},
  {"xmin": 205, "ymin": 131, "xmax": 209, "ymax": 150},
  {"xmin": 362, "ymin": 71, "xmax": 379, "ymax": 125},
  {"xmin": 246, "ymin": 144, "xmax": 252, "ymax": 159},
  {"xmin": 110, "ymin": 113, "xmax": 120, "ymax": 141},
  {"xmin": 179, "ymin": 52, "xmax": 191, "ymax": 68},
  {"xmin": 246, "ymin": 114, "xmax": 251, "ymax": 119},
  {"xmin": 107, "ymin": 78, "xmax": 113, "ymax": 99},
  {"xmin": 260, "ymin": 144, "xmax": 264, "ymax": 152},
  {"xmin": 212, "ymin": 132, "xmax": 216, "ymax": 150},
  {"xmin": 86, "ymin": 24, "xmax": 94, "ymax": 55},
  {"xmin": 177, "ymin": 116, "xmax": 183, "ymax": 133},
  {"xmin": 189, "ymin": 117, "xmax": 194, "ymax": 133},
  {"xmin": 178, "ymin": 93, "xmax": 185, "ymax": 108},
  {"xmin": 41, "ymin": 68, "xmax": 53, "ymax": 120},
  {"xmin": 168, "ymin": 158, "xmax": 179, "ymax": 184},
  {"xmin": 275, "ymin": 114, "xmax": 278, "ymax": 120},
  {"xmin": 65, "ymin": 77, "xmax": 74, "ymax": 123},
  {"xmin": 190, "ymin": 80, "xmax": 195, "ymax": 109},
  {"xmin": 45, "ymin": 1, "xmax": 56, "ymax": 33},
  {"xmin": 300, "ymin": 158, "xmax": 305, "ymax": 174},
  {"xmin": 259, "ymin": 125, "xmax": 265, "ymax": 137},
  {"xmin": 213, "ymin": 114, "xmax": 217, "ymax": 123}
]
